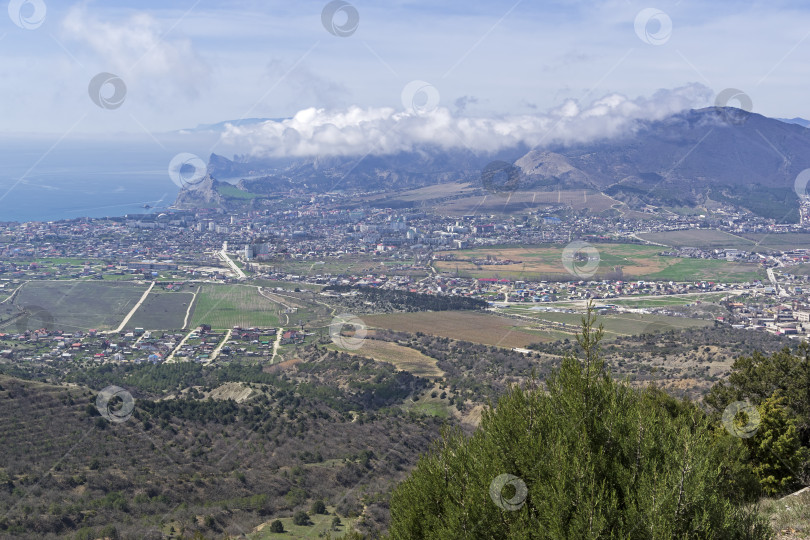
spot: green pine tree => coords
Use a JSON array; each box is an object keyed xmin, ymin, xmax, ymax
[
  {"xmin": 387, "ymin": 308, "xmax": 770, "ymax": 539},
  {"xmin": 748, "ymin": 392, "xmax": 808, "ymax": 496}
]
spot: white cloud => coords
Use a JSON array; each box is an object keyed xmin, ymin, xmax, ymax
[
  {"xmin": 61, "ymin": 5, "xmax": 210, "ymax": 98},
  {"xmin": 219, "ymin": 83, "xmax": 714, "ymax": 158}
]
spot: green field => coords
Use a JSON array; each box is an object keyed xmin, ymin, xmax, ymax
[
  {"xmin": 125, "ymin": 291, "xmax": 194, "ymax": 330},
  {"xmin": 435, "ymin": 243, "xmax": 764, "ymax": 282},
  {"xmin": 190, "ymin": 285, "xmax": 281, "ymax": 329},
  {"xmin": 403, "ymin": 390, "xmax": 454, "ymax": 418},
  {"xmin": 643, "ymin": 258, "xmax": 764, "ymax": 282},
  {"xmin": 0, "ymin": 280, "xmax": 148, "ymax": 332},
  {"xmin": 249, "ymin": 506, "xmax": 357, "ymax": 539}
]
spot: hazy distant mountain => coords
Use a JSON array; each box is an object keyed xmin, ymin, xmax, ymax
[
  {"xmin": 515, "ymin": 107, "xmax": 810, "ymax": 221},
  {"xmin": 177, "ymin": 118, "xmax": 288, "ymax": 133},
  {"xmin": 777, "ymin": 117, "xmax": 810, "ymax": 129},
  {"xmin": 182, "ymin": 107, "xmax": 810, "ymax": 221},
  {"xmin": 207, "ymin": 146, "xmax": 528, "ymax": 190}
]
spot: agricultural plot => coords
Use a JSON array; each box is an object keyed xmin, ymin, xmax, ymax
[
  {"xmin": 785, "ymin": 263, "xmax": 810, "ymax": 276},
  {"xmin": 124, "ymin": 291, "xmax": 194, "ymax": 330},
  {"xmin": 364, "ymin": 311, "xmax": 559, "ymax": 348},
  {"xmin": 640, "ymin": 229, "xmax": 810, "ymax": 252},
  {"xmin": 638, "ymin": 229, "xmax": 756, "ymax": 249},
  {"xmin": 501, "ymin": 307, "xmax": 713, "ymax": 339},
  {"xmin": 740, "ymin": 232, "xmax": 810, "ymax": 251},
  {"xmin": 328, "ymin": 339, "xmax": 444, "ymax": 378},
  {"xmin": 434, "ymin": 243, "xmax": 764, "ymax": 282},
  {"xmin": 2, "ymin": 280, "xmax": 148, "ymax": 332},
  {"xmin": 190, "ymin": 285, "xmax": 280, "ymax": 329},
  {"xmin": 643, "ymin": 258, "xmax": 763, "ymax": 282}
]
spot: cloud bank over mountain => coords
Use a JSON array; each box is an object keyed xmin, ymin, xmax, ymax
[{"xmin": 218, "ymin": 83, "xmax": 714, "ymax": 158}]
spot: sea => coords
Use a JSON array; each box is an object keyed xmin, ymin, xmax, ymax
[{"xmin": 0, "ymin": 133, "xmax": 221, "ymax": 223}]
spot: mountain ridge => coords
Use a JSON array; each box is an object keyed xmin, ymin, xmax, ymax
[{"xmin": 177, "ymin": 107, "xmax": 810, "ymax": 221}]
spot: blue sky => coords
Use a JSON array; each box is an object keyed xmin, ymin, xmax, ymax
[{"xmin": 3, "ymin": 0, "xmax": 810, "ymax": 138}]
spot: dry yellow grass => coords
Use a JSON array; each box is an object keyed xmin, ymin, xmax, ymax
[
  {"xmin": 330, "ymin": 339, "xmax": 444, "ymax": 378},
  {"xmin": 364, "ymin": 311, "xmax": 548, "ymax": 348},
  {"xmin": 434, "ymin": 244, "xmax": 672, "ymax": 279}
]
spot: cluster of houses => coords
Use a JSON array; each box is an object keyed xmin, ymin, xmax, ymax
[
  {"xmin": 727, "ymin": 302, "xmax": 810, "ymax": 338},
  {"xmin": 0, "ymin": 323, "xmax": 309, "ymax": 365}
]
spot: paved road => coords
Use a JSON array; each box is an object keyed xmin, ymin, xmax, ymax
[
  {"xmin": 220, "ymin": 242, "xmax": 246, "ymax": 279},
  {"xmin": 767, "ymin": 266, "xmax": 790, "ymax": 298}
]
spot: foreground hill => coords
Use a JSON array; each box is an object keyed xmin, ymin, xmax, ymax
[{"xmin": 0, "ymin": 349, "xmax": 442, "ymax": 538}]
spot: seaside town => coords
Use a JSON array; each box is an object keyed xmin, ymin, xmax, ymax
[{"xmin": 3, "ymin": 191, "xmax": 810, "ymax": 369}]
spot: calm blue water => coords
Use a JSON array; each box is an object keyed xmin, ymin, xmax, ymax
[{"xmin": 0, "ymin": 134, "xmax": 220, "ymax": 222}]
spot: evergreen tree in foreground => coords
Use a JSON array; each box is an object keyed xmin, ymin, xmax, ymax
[
  {"xmin": 748, "ymin": 392, "xmax": 808, "ymax": 496},
  {"xmin": 388, "ymin": 310, "xmax": 771, "ymax": 539}
]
